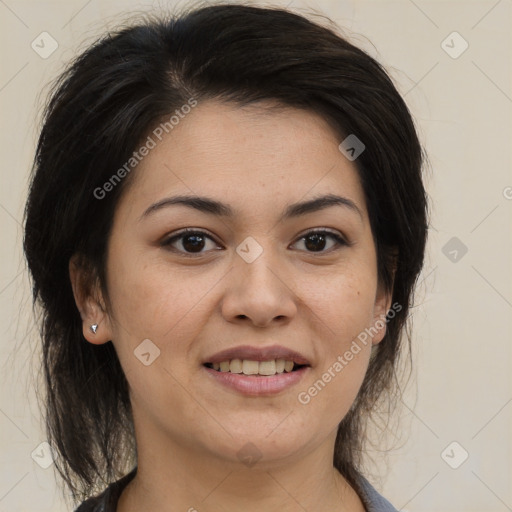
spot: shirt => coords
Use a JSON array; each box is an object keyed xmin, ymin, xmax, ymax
[{"xmin": 74, "ymin": 467, "xmax": 398, "ymax": 512}]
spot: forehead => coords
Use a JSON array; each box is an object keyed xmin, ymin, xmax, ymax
[{"xmin": 117, "ymin": 99, "xmax": 368, "ymax": 222}]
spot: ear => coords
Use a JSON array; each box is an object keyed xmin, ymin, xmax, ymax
[
  {"xmin": 370, "ymin": 249, "xmax": 398, "ymax": 346},
  {"xmin": 69, "ymin": 254, "xmax": 113, "ymax": 345},
  {"xmin": 370, "ymin": 279, "xmax": 394, "ymax": 346}
]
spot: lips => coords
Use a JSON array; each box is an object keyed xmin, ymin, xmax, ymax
[{"xmin": 201, "ymin": 345, "xmax": 311, "ymax": 395}]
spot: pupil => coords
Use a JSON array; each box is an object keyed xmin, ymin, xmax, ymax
[
  {"xmin": 181, "ymin": 233, "xmax": 327, "ymax": 253},
  {"xmin": 305, "ymin": 233, "xmax": 326, "ymax": 251},
  {"xmin": 183, "ymin": 234, "xmax": 204, "ymax": 252}
]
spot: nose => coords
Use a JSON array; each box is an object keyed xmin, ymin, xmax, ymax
[{"xmin": 221, "ymin": 247, "xmax": 298, "ymax": 328}]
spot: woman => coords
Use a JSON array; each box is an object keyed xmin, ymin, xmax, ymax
[{"xmin": 23, "ymin": 3, "xmax": 429, "ymax": 511}]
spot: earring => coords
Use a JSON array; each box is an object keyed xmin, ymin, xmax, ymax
[{"xmin": 90, "ymin": 324, "xmax": 98, "ymax": 334}]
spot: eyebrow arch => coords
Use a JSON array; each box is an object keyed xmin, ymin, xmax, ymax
[{"xmin": 140, "ymin": 193, "xmax": 363, "ymax": 222}]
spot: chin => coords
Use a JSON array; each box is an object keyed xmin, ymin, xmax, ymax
[{"xmin": 203, "ymin": 424, "xmax": 310, "ymax": 466}]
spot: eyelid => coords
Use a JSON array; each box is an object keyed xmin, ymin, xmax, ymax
[
  {"xmin": 294, "ymin": 227, "xmax": 348, "ymax": 245},
  {"xmin": 160, "ymin": 227, "xmax": 350, "ymax": 256},
  {"xmin": 159, "ymin": 228, "xmax": 221, "ymax": 252}
]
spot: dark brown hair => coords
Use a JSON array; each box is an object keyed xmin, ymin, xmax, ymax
[{"xmin": 23, "ymin": 2, "xmax": 429, "ymax": 503}]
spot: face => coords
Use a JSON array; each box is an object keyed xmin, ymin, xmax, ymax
[{"xmin": 74, "ymin": 99, "xmax": 392, "ymax": 467}]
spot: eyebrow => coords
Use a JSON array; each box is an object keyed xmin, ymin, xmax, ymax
[{"xmin": 140, "ymin": 193, "xmax": 363, "ymax": 222}]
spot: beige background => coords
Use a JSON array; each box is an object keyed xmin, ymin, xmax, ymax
[{"xmin": 1, "ymin": 0, "xmax": 511, "ymax": 511}]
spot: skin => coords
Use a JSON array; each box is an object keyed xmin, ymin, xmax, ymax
[{"xmin": 70, "ymin": 99, "xmax": 393, "ymax": 512}]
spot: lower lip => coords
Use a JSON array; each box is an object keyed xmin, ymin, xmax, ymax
[{"xmin": 203, "ymin": 366, "xmax": 309, "ymax": 396}]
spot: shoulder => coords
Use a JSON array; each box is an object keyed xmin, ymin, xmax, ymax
[
  {"xmin": 353, "ymin": 473, "xmax": 399, "ymax": 512},
  {"xmin": 73, "ymin": 468, "xmax": 137, "ymax": 512}
]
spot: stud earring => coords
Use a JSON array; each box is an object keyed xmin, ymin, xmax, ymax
[{"xmin": 90, "ymin": 324, "xmax": 98, "ymax": 334}]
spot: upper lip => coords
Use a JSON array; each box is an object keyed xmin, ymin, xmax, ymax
[{"xmin": 203, "ymin": 345, "xmax": 311, "ymax": 365}]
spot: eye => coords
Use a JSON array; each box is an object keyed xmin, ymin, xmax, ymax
[
  {"xmin": 160, "ymin": 228, "xmax": 348, "ymax": 257},
  {"xmin": 291, "ymin": 229, "xmax": 347, "ymax": 253},
  {"xmin": 160, "ymin": 228, "xmax": 221, "ymax": 256}
]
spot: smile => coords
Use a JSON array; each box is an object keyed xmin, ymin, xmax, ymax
[
  {"xmin": 202, "ymin": 361, "xmax": 310, "ymax": 396},
  {"xmin": 204, "ymin": 358, "xmax": 308, "ymax": 376}
]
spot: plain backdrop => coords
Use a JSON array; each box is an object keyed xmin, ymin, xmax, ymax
[{"xmin": 0, "ymin": 1, "xmax": 511, "ymax": 511}]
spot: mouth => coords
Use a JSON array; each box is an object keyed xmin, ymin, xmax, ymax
[
  {"xmin": 201, "ymin": 345, "xmax": 311, "ymax": 395},
  {"xmin": 203, "ymin": 359, "xmax": 309, "ymax": 376},
  {"xmin": 202, "ymin": 361, "xmax": 310, "ymax": 396}
]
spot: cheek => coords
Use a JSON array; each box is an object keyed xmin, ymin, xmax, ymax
[
  {"xmin": 105, "ymin": 255, "xmax": 220, "ymax": 389},
  {"xmin": 297, "ymin": 324, "xmax": 372, "ymax": 425},
  {"xmin": 302, "ymin": 267, "xmax": 377, "ymax": 341},
  {"xmin": 296, "ymin": 346, "xmax": 371, "ymax": 439},
  {"xmin": 106, "ymin": 264, "xmax": 203, "ymax": 410},
  {"xmin": 295, "ymin": 267, "xmax": 376, "ymax": 411},
  {"xmin": 107, "ymin": 250, "xmax": 198, "ymax": 335}
]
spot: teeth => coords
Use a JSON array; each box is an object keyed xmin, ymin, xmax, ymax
[
  {"xmin": 229, "ymin": 359, "xmax": 243, "ymax": 373},
  {"xmin": 258, "ymin": 360, "xmax": 276, "ymax": 375},
  {"xmin": 208, "ymin": 359, "xmax": 299, "ymax": 375},
  {"xmin": 242, "ymin": 360, "xmax": 259, "ymax": 375}
]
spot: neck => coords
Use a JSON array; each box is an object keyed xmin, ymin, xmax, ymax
[{"xmin": 117, "ymin": 419, "xmax": 365, "ymax": 512}]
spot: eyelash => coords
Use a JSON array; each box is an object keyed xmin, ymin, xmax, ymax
[{"xmin": 160, "ymin": 228, "xmax": 348, "ymax": 257}]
